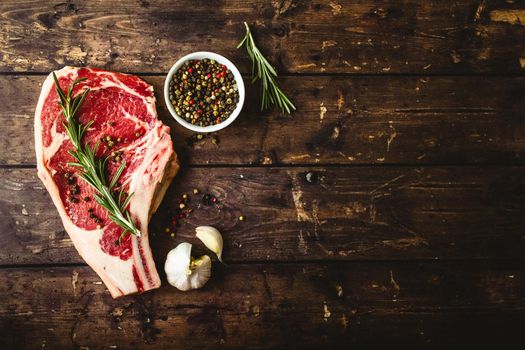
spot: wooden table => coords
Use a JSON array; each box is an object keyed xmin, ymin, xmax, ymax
[{"xmin": 1, "ymin": 0, "xmax": 525, "ymax": 348}]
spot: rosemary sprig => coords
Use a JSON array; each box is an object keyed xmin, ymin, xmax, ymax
[
  {"xmin": 52, "ymin": 73, "xmax": 140, "ymax": 241},
  {"xmin": 237, "ymin": 22, "xmax": 296, "ymax": 114}
]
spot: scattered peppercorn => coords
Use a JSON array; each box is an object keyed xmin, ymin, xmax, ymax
[
  {"xmin": 101, "ymin": 134, "xmax": 121, "ymax": 149},
  {"xmin": 71, "ymin": 185, "xmax": 80, "ymax": 195},
  {"xmin": 202, "ymin": 193, "xmax": 212, "ymax": 206},
  {"xmin": 169, "ymin": 59, "xmax": 240, "ymax": 127}
]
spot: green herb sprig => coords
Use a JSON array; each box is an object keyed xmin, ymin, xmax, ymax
[
  {"xmin": 237, "ymin": 22, "xmax": 296, "ymax": 114},
  {"xmin": 52, "ymin": 73, "xmax": 140, "ymax": 242}
]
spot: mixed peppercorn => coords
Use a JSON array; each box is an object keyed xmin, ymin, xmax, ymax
[
  {"xmin": 64, "ymin": 172, "xmax": 102, "ymax": 229},
  {"xmin": 100, "ymin": 134, "xmax": 125, "ymax": 162},
  {"xmin": 168, "ymin": 59, "xmax": 239, "ymax": 127},
  {"xmin": 65, "ymin": 172, "xmax": 81, "ymax": 203},
  {"xmin": 164, "ymin": 189, "xmax": 245, "ymax": 238}
]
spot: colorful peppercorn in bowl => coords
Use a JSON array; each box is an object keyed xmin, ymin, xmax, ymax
[{"xmin": 164, "ymin": 52, "xmax": 245, "ymax": 133}]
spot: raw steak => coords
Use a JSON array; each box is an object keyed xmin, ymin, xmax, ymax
[{"xmin": 34, "ymin": 67, "xmax": 179, "ymax": 297}]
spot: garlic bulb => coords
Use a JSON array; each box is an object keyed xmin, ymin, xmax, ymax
[
  {"xmin": 195, "ymin": 226, "xmax": 224, "ymax": 262},
  {"xmin": 164, "ymin": 242, "xmax": 211, "ymax": 291}
]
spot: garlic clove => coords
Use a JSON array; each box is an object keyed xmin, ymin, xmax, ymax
[
  {"xmin": 188, "ymin": 255, "xmax": 212, "ymax": 290},
  {"xmin": 195, "ymin": 226, "xmax": 224, "ymax": 263},
  {"xmin": 164, "ymin": 242, "xmax": 212, "ymax": 291}
]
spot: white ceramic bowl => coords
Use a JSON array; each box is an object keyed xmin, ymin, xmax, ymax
[{"xmin": 164, "ymin": 51, "xmax": 245, "ymax": 133}]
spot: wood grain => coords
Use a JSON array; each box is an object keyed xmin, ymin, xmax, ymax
[
  {"xmin": 2, "ymin": 0, "xmax": 525, "ymax": 347},
  {"xmin": 1, "ymin": 0, "xmax": 525, "ymax": 74},
  {"xmin": 1, "ymin": 262, "xmax": 523, "ymax": 348},
  {"xmin": 2, "ymin": 75, "xmax": 525, "ymax": 166},
  {"xmin": 2, "ymin": 166, "xmax": 525, "ymax": 265}
]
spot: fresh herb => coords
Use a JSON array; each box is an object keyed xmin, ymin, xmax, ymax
[
  {"xmin": 52, "ymin": 73, "xmax": 140, "ymax": 242},
  {"xmin": 237, "ymin": 22, "xmax": 295, "ymax": 114}
]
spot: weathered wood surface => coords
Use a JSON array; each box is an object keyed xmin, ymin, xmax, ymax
[
  {"xmin": 2, "ymin": 0, "xmax": 525, "ymax": 346},
  {"xmin": 1, "ymin": 0, "xmax": 525, "ymax": 74},
  {"xmin": 2, "ymin": 75, "xmax": 525, "ymax": 166},
  {"xmin": 2, "ymin": 166, "xmax": 525, "ymax": 265},
  {"xmin": 1, "ymin": 262, "xmax": 524, "ymax": 348}
]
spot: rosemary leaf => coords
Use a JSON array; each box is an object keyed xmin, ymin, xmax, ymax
[{"xmin": 237, "ymin": 22, "xmax": 296, "ymax": 114}]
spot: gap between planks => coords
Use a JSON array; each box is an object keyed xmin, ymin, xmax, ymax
[
  {"xmin": 1, "ymin": 71, "xmax": 525, "ymax": 78},
  {"xmin": 3, "ymin": 163, "xmax": 525, "ymax": 169},
  {"xmin": 2, "ymin": 257, "xmax": 525, "ymax": 270}
]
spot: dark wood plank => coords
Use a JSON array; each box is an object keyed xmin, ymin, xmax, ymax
[
  {"xmin": 1, "ymin": 261, "xmax": 524, "ymax": 348},
  {"xmin": 1, "ymin": 0, "xmax": 525, "ymax": 74},
  {"xmin": 2, "ymin": 166, "xmax": 524, "ymax": 265},
  {"xmin": 2, "ymin": 75, "xmax": 525, "ymax": 166}
]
